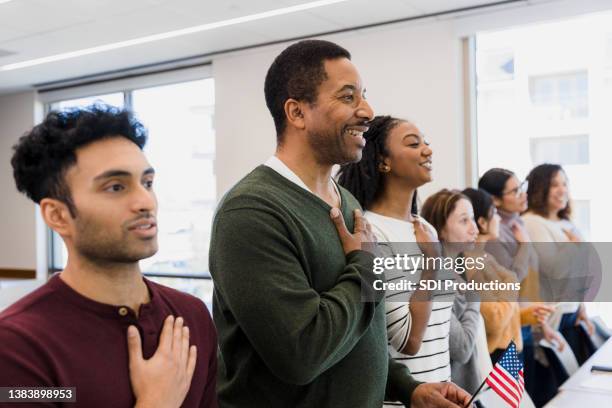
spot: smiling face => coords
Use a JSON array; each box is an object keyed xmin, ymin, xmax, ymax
[
  {"xmin": 60, "ymin": 137, "xmax": 158, "ymax": 266},
  {"xmin": 547, "ymin": 170, "xmax": 569, "ymax": 215},
  {"xmin": 382, "ymin": 121, "xmax": 432, "ymax": 186},
  {"xmin": 301, "ymin": 57, "xmax": 374, "ymax": 165}
]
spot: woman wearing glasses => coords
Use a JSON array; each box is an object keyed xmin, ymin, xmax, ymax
[
  {"xmin": 478, "ymin": 169, "xmax": 531, "ymax": 281},
  {"xmin": 478, "ymin": 168, "xmax": 565, "ymax": 406}
]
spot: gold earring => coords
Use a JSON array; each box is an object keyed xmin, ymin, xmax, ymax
[{"xmin": 379, "ymin": 163, "xmax": 391, "ymax": 173}]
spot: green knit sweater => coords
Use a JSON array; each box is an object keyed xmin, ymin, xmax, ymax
[{"xmin": 209, "ymin": 165, "xmax": 420, "ymax": 407}]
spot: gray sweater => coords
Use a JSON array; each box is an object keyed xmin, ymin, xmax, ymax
[{"xmin": 449, "ymin": 290, "xmax": 482, "ymax": 394}]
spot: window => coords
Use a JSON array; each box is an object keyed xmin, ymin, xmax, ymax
[
  {"xmin": 605, "ymin": 34, "xmax": 612, "ymax": 67},
  {"xmin": 528, "ymin": 71, "xmax": 588, "ymax": 119},
  {"xmin": 474, "ymin": 12, "xmax": 612, "ymax": 326},
  {"xmin": 478, "ymin": 49, "xmax": 514, "ymax": 82},
  {"xmin": 475, "ymin": 13, "xmax": 610, "ymax": 243},
  {"xmin": 572, "ymin": 200, "xmax": 591, "ymax": 240},
  {"xmin": 529, "ymin": 134, "xmax": 589, "ymax": 166},
  {"xmin": 53, "ymin": 93, "xmax": 125, "ymax": 110},
  {"xmin": 46, "ymin": 74, "xmax": 215, "ymax": 304}
]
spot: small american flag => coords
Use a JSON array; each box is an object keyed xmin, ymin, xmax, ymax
[{"xmin": 485, "ymin": 341, "xmax": 525, "ymax": 408}]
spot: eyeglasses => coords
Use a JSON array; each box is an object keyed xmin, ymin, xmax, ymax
[{"xmin": 502, "ymin": 180, "xmax": 528, "ymax": 198}]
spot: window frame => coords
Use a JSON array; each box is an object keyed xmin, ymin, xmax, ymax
[{"xmin": 44, "ymin": 65, "xmax": 214, "ymax": 282}]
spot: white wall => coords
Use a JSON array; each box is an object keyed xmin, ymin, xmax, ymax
[
  {"xmin": 4, "ymin": 0, "xmax": 612, "ymax": 272},
  {"xmin": 213, "ymin": 19, "xmax": 465, "ymax": 200},
  {"xmin": 0, "ymin": 91, "xmax": 38, "ymax": 269}
]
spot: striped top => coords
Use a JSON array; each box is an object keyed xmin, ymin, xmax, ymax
[{"xmin": 365, "ymin": 212, "xmax": 455, "ymax": 406}]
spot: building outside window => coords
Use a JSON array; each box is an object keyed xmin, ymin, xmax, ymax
[{"xmin": 475, "ymin": 11, "xmax": 612, "ymax": 323}]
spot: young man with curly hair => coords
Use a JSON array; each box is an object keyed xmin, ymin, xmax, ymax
[{"xmin": 0, "ymin": 105, "xmax": 217, "ymax": 408}]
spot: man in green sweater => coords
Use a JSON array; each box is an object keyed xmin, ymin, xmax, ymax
[{"xmin": 209, "ymin": 39, "xmax": 472, "ymax": 407}]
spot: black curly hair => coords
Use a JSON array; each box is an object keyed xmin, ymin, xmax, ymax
[
  {"xmin": 11, "ymin": 104, "xmax": 147, "ymax": 217},
  {"xmin": 337, "ymin": 115, "xmax": 418, "ymax": 213},
  {"xmin": 264, "ymin": 39, "xmax": 351, "ymax": 143}
]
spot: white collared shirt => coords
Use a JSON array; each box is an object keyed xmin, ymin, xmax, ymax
[{"xmin": 264, "ymin": 156, "xmax": 341, "ymax": 205}]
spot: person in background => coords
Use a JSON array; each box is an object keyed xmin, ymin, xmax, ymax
[
  {"xmin": 523, "ymin": 164, "xmax": 596, "ymax": 363},
  {"xmin": 461, "ymin": 188, "xmax": 552, "ymax": 361},
  {"xmin": 478, "ymin": 169, "xmax": 532, "ymax": 282},
  {"xmin": 0, "ymin": 105, "xmax": 217, "ymax": 407},
  {"xmin": 479, "ymin": 168, "xmax": 564, "ymax": 406},
  {"xmin": 418, "ymin": 189, "xmax": 483, "ymax": 396},
  {"xmin": 337, "ymin": 116, "xmax": 438, "ymax": 360},
  {"xmin": 209, "ymin": 40, "xmax": 472, "ymax": 408},
  {"xmin": 339, "ymin": 117, "xmax": 472, "ymax": 406}
]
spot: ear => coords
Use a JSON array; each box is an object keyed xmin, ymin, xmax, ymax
[
  {"xmin": 492, "ymin": 195, "xmax": 503, "ymax": 207},
  {"xmin": 284, "ymin": 98, "xmax": 306, "ymax": 130},
  {"xmin": 40, "ymin": 198, "xmax": 73, "ymax": 237},
  {"xmin": 477, "ymin": 216, "xmax": 488, "ymax": 232},
  {"xmin": 377, "ymin": 156, "xmax": 391, "ymax": 173},
  {"xmin": 439, "ymin": 226, "xmax": 448, "ymax": 242}
]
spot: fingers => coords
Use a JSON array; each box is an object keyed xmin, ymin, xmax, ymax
[
  {"xmin": 551, "ymin": 331, "xmax": 565, "ymax": 351},
  {"xmin": 443, "ymin": 382, "xmax": 474, "ymax": 407},
  {"xmin": 587, "ymin": 321, "xmax": 595, "ymax": 336},
  {"xmin": 562, "ymin": 228, "xmax": 578, "ymax": 241},
  {"xmin": 330, "ymin": 208, "xmax": 351, "ymax": 239},
  {"xmin": 539, "ymin": 305, "xmax": 555, "ymax": 313},
  {"xmin": 186, "ymin": 345, "xmax": 198, "ymax": 385},
  {"xmin": 365, "ymin": 218, "xmax": 373, "ymax": 234},
  {"xmin": 180, "ymin": 325, "xmax": 190, "ymax": 370},
  {"xmin": 442, "ymin": 382, "xmax": 470, "ymax": 405},
  {"xmin": 455, "ymin": 385, "xmax": 473, "ymax": 406},
  {"xmin": 127, "ymin": 325, "xmax": 143, "ymax": 366},
  {"xmin": 431, "ymin": 394, "xmax": 461, "ymax": 408},
  {"xmin": 159, "ymin": 315, "xmax": 175, "ymax": 353},
  {"xmin": 556, "ymin": 334, "xmax": 566, "ymax": 352},
  {"xmin": 353, "ymin": 209, "xmax": 366, "ymax": 234},
  {"xmin": 426, "ymin": 383, "xmax": 461, "ymax": 408},
  {"xmin": 533, "ymin": 305, "xmax": 553, "ymax": 320},
  {"xmin": 173, "ymin": 317, "xmax": 185, "ymax": 361}
]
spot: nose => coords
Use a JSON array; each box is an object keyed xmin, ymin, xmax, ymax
[
  {"xmin": 131, "ymin": 183, "xmax": 157, "ymax": 214},
  {"xmin": 470, "ymin": 220, "xmax": 479, "ymax": 237},
  {"xmin": 422, "ymin": 144, "xmax": 433, "ymax": 157},
  {"xmin": 357, "ymin": 98, "xmax": 374, "ymax": 121}
]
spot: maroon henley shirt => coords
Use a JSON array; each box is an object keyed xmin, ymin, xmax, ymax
[{"xmin": 0, "ymin": 274, "xmax": 217, "ymax": 408}]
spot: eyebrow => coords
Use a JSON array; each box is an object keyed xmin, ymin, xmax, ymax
[
  {"xmin": 337, "ymin": 84, "xmax": 357, "ymax": 93},
  {"xmin": 403, "ymin": 133, "xmax": 421, "ymax": 141},
  {"xmin": 94, "ymin": 167, "xmax": 155, "ymax": 181}
]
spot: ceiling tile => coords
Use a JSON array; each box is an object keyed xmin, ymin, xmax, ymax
[
  {"xmin": 238, "ymin": 11, "xmax": 342, "ymax": 40},
  {"xmin": 308, "ymin": 0, "xmax": 422, "ymax": 28},
  {"xmin": 0, "ymin": 25, "xmax": 24, "ymax": 44},
  {"xmin": 0, "ymin": 0, "xmax": 540, "ymax": 93},
  {"xmin": 167, "ymin": 0, "xmax": 320, "ymax": 24},
  {"xmin": 406, "ymin": 0, "xmax": 506, "ymax": 14}
]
